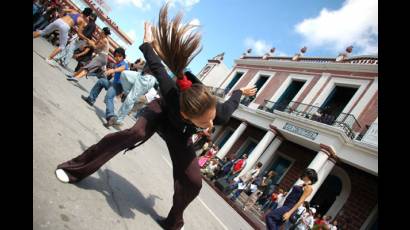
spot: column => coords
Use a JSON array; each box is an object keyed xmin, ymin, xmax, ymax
[
  {"xmin": 211, "ymin": 125, "xmax": 223, "ymax": 140},
  {"xmin": 293, "ymin": 148, "xmax": 330, "ymax": 186},
  {"xmin": 216, "ymin": 121, "xmax": 247, "ymax": 159},
  {"xmin": 238, "ymin": 128, "xmax": 277, "ymax": 177},
  {"xmin": 306, "ymin": 159, "xmax": 336, "ymax": 201},
  {"xmin": 258, "ymin": 135, "xmax": 284, "ymax": 174}
]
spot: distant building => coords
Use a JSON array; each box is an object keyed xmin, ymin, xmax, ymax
[
  {"xmin": 197, "ymin": 52, "xmax": 230, "ymax": 87},
  {"xmin": 201, "ymin": 49, "xmax": 378, "ymax": 230}
]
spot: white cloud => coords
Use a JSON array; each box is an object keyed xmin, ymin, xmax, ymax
[
  {"xmin": 178, "ymin": 0, "xmax": 200, "ymax": 8},
  {"xmin": 189, "ymin": 18, "xmax": 200, "ymax": 27},
  {"xmin": 244, "ymin": 38, "xmax": 272, "ymax": 56},
  {"xmin": 295, "ymin": 0, "xmax": 378, "ymax": 55},
  {"xmin": 244, "ymin": 38, "xmax": 289, "ymax": 57},
  {"xmin": 165, "ymin": 0, "xmax": 200, "ymax": 10},
  {"xmin": 114, "ymin": 0, "xmax": 151, "ymax": 11},
  {"xmin": 126, "ymin": 29, "xmax": 137, "ymax": 42},
  {"xmin": 276, "ymin": 51, "xmax": 289, "ymax": 57}
]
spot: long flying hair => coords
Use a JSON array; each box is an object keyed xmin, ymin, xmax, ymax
[{"xmin": 151, "ymin": 3, "xmax": 202, "ymax": 79}]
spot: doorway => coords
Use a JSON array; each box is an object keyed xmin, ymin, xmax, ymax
[
  {"xmin": 319, "ymin": 86, "xmax": 358, "ymax": 124},
  {"xmin": 310, "ymin": 175, "xmax": 343, "ymax": 216},
  {"xmin": 274, "ymin": 80, "xmax": 305, "ymax": 111},
  {"xmin": 224, "ymin": 72, "xmax": 244, "ymax": 94}
]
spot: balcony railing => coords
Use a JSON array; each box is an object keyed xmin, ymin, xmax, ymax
[
  {"xmin": 207, "ymin": 87, "xmax": 226, "ymax": 98},
  {"xmin": 240, "ymin": 96, "xmax": 255, "ymax": 106},
  {"xmin": 258, "ymin": 100, "xmax": 361, "ymax": 139}
]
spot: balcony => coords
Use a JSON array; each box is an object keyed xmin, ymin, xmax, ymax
[
  {"xmin": 240, "ymin": 96, "xmax": 255, "ymax": 106},
  {"xmin": 207, "ymin": 86, "xmax": 226, "ymax": 98},
  {"xmin": 258, "ymin": 100, "xmax": 361, "ymax": 139}
]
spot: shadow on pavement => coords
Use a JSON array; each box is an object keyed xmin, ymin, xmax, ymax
[
  {"xmin": 74, "ymin": 168, "xmax": 163, "ymax": 220},
  {"xmin": 72, "ymin": 82, "xmax": 90, "ymax": 94},
  {"xmin": 86, "ymin": 105, "xmax": 108, "ymax": 126},
  {"xmin": 78, "ymin": 140, "xmax": 89, "ymax": 151}
]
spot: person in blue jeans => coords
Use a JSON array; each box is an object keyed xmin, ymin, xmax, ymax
[
  {"xmin": 81, "ymin": 48, "xmax": 129, "ymax": 126},
  {"xmin": 111, "ymin": 65, "xmax": 157, "ymax": 127}
]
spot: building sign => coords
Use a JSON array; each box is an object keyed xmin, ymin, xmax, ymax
[
  {"xmin": 80, "ymin": 0, "xmax": 133, "ymax": 44},
  {"xmin": 283, "ymin": 123, "xmax": 318, "ymax": 140}
]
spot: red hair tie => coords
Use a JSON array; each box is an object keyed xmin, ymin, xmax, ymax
[{"xmin": 176, "ymin": 75, "xmax": 192, "ymax": 91}]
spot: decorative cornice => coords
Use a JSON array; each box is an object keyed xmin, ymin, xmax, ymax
[
  {"xmin": 269, "ymin": 124, "xmax": 285, "ymax": 140},
  {"xmin": 320, "ymin": 143, "xmax": 339, "ymax": 162},
  {"xmin": 239, "ymin": 119, "xmax": 249, "ymax": 126}
]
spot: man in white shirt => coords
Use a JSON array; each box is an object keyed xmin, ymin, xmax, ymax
[
  {"xmin": 296, "ymin": 208, "xmax": 315, "ymax": 230},
  {"xmin": 201, "ymin": 159, "xmax": 219, "ymax": 178},
  {"xmin": 229, "ymin": 162, "xmax": 263, "ymax": 202},
  {"xmin": 276, "ymin": 190, "xmax": 287, "ymax": 208}
]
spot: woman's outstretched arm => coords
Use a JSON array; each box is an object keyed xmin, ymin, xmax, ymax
[
  {"xmin": 139, "ymin": 22, "xmax": 176, "ymax": 99},
  {"xmin": 213, "ymin": 86, "xmax": 257, "ymax": 125}
]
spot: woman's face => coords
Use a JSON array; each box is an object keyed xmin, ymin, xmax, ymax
[
  {"xmin": 302, "ymin": 176, "xmax": 312, "ymax": 185},
  {"xmin": 184, "ymin": 107, "xmax": 216, "ymax": 129}
]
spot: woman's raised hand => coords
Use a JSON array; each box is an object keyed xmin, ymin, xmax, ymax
[
  {"xmin": 143, "ymin": 21, "xmax": 153, "ymax": 43},
  {"xmin": 240, "ymin": 86, "xmax": 257, "ymax": 97}
]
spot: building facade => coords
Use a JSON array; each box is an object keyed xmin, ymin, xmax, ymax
[{"xmin": 200, "ymin": 51, "xmax": 378, "ymax": 230}]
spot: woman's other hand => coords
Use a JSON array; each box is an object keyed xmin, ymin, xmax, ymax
[{"xmin": 240, "ymin": 86, "xmax": 257, "ymax": 97}]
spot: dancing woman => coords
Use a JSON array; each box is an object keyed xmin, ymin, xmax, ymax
[
  {"xmin": 265, "ymin": 168, "xmax": 318, "ymax": 230},
  {"xmin": 33, "ymin": 7, "xmax": 92, "ymax": 65},
  {"xmin": 55, "ymin": 4, "xmax": 256, "ymax": 230},
  {"xmin": 66, "ymin": 27, "xmax": 111, "ymax": 82}
]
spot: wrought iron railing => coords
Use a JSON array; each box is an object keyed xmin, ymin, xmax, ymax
[
  {"xmin": 258, "ymin": 100, "xmax": 361, "ymax": 139},
  {"xmin": 355, "ymin": 124, "xmax": 371, "ymax": 141},
  {"xmin": 240, "ymin": 96, "xmax": 255, "ymax": 106},
  {"xmin": 207, "ymin": 86, "xmax": 226, "ymax": 98}
]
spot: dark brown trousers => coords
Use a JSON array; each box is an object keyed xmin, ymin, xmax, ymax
[{"xmin": 57, "ymin": 99, "xmax": 202, "ymax": 230}]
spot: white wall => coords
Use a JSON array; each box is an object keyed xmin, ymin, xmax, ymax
[
  {"xmin": 350, "ymin": 77, "xmax": 378, "ymax": 118},
  {"xmin": 219, "ymin": 68, "xmax": 249, "ymax": 91},
  {"xmin": 302, "ymin": 73, "xmax": 331, "ymax": 105},
  {"xmin": 268, "ymin": 111, "xmax": 378, "ymax": 175},
  {"xmin": 201, "ymin": 62, "xmax": 231, "ymax": 88},
  {"xmin": 269, "ymin": 74, "xmax": 315, "ymax": 102}
]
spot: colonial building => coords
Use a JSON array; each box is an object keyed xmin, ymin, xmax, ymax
[{"xmin": 200, "ymin": 48, "xmax": 378, "ymax": 230}]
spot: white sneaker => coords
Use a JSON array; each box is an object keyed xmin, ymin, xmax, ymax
[
  {"xmin": 46, "ymin": 58, "xmax": 57, "ymax": 67},
  {"xmin": 55, "ymin": 169, "xmax": 70, "ymax": 183}
]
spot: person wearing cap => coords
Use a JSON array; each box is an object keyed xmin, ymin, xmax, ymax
[{"xmin": 67, "ymin": 26, "xmax": 111, "ymax": 82}]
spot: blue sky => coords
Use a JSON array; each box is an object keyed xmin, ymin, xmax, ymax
[{"xmin": 75, "ymin": 0, "xmax": 378, "ymax": 74}]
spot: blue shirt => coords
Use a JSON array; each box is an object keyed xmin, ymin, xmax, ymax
[{"xmin": 113, "ymin": 60, "xmax": 129, "ymax": 83}]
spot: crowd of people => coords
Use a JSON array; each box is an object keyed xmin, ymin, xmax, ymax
[
  {"xmin": 34, "ymin": 1, "xmax": 347, "ymax": 229},
  {"xmin": 33, "ymin": 0, "xmax": 161, "ymax": 128},
  {"xmin": 196, "ymin": 143, "xmax": 346, "ymax": 230}
]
